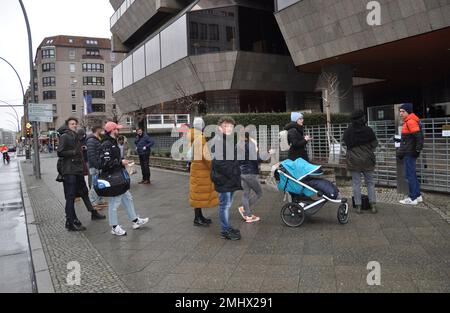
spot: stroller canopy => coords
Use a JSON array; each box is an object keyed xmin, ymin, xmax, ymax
[{"xmin": 277, "ymin": 158, "xmax": 322, "ymax": 197}]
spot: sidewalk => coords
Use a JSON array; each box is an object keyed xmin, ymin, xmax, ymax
[{"xmin": 22, "ymin": 156, "xmax": 450, "ymax": 293}]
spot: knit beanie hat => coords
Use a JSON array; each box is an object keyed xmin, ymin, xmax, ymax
[
  {"xmin": 351, "ymin": 110, "xmax": 365, "ymax": 120},
  {"xmin": 291, "ymin": 112, "xmax": 304, "ymax": 122},
  {"xmin": 400, "ymin": 103, "xmax": 413, "ymax": 114},
  {"xmin": 193, "ymin": 117, "xmax": 205, "ymax": 130}
]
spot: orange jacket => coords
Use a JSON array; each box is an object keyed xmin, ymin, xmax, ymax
[{"xmin": 402, "ymin": 113, "xmax": 421, "ymax": 134}]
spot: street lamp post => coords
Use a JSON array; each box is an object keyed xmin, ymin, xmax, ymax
[
  {"xmin": 0, "ymin": 56, "xmax": 29, "ymax": 159},
  {"xmin": 0, "ymin": 100, "xmax": 21, "ymax": 133},
  {"xmin": 19, "ymin": 0, "xmax": 40, "ymax": 179}
]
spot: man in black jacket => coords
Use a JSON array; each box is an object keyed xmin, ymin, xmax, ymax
[
  {"xmin": 135, "ymin": 128, "xmax": 155, "ymax": 184},
  {"xmin": 100, "ymin": 122, "xmax": 149, "ymax": 236},
  {"xmin": 57, "ymin": 117, "xmax": 105, "ymax": 232},
  {"xmin": 284, "ymin": 112, "xmax": 312, "ymax": 161},
  {"xmin": 211, "ymin": 117, "xmax": 242, "ymax": 240},
  {"xmin": 86, "ymin": 125, "xmax": 107, "ymax": 209}
]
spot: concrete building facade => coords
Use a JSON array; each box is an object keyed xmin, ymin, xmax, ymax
[
  {"xmin": 110, "ymin": 0, "xmax": 450, "ymax": 123},
  {"xmin": 34, "ymin": 35, "xmax": 128, "ymax": 132}
]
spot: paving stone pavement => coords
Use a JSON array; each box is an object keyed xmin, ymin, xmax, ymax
[
  {"xmin": 22, "ymin": 160, "xmax": 129, "ymax": 293},
  {"xmin": 23, "ymin": 157, "xmax": 450, "ymax": 293}
]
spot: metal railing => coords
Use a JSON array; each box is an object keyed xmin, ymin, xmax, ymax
[{"xmin": 149, "ymin": 118, "xmax": 450, "ymax": 193}]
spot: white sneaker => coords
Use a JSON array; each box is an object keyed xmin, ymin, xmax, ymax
[
  {"xmin": 399, "ymin": 198, "xmax": 418, "ymax": 205},
  {"xmin": 416, "ymin": 196, "xmax": 423, "ymax": 203},
  {"xmin": 132, "ymin": 217, "xmax": 149, "ymax": 229},
  {"xmin": 111, "ymin": 225, "xmax": 127, "ymax": 236}
]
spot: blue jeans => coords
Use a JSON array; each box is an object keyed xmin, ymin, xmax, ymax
[
  {"xmin": 404, "ymin": 155, "xmax": 421, "ymax": 200},
  {"xmin": 88, "ymin": 168, "xmax": 104, "ymax": 205},
  {"xmin": 218, "ymin": 192, "xmax": 234, "ymax": 232},
  {"xmin": 107, "ymin": 190, "xmax": 138, "ymax": 226}
]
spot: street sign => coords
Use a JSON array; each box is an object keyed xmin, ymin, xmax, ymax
[
  {"xmin": 443, "ymin": 125, "xmax": 450, "ymax": 137},
  {"xmin": 28, "ymin": 103, "xmax": 53, "ymax": 123}
]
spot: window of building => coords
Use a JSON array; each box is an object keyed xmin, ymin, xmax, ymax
[
  {"xmin": 92, "ymin": 103, "xmax": 105, "ymax": 112},
  {"xmin": 43, "ymin": 90, "xmax": 56, "ymax": 100},
  {"xmin": 34, "ymin": 83, "xmax": 38, "ymax": 91},
  {"xmin": 126, "ymin": 116, "xmax": 133, "ymax": 127},
  {"xmin": 83, "ymin": 90, "xmax": 105, "ymax": 99},
  {"xmin": 52, "ymin": 104, "xmax": 57, "ymax": 114},
  {"xmin": 208, "ymin": 24, "xmax": 219, "ymax": 41},
  {"xmin": 82, "ymin": 63, "xmax": 104, "ymax": 72},
  {"xmin": 147, "ymin": 115, "xmax": 162, "ymax": 125},
  {"xmin": 69, "ymin": 49, "xmax": 76, "ymax": 59},
  {"xmin": 226, "ymin": 26, "xmax": 235, "ymax": 42},
  {"xmin": 34, "ymin": 96, "xmax": 38, "ymax": 103},
  {"xmin": 199, "ymin": 23, "xmax": 208, "ymax": 40},
  {"xmin": 86, "ymin": 48, "xmax": 100, "ymax": 56},
  {"xmin": 42, "ymin": 48, "xmax": 55, "ymax": 59},
  {"xmin": 42, "ymin": 77, "xmax": 56, "ymax": 87},
  {"xmin": 42, "ymin": 63, "xmax": 55, "ymax": 72},
  {"xmin": 112, "ymin": 104, "xmax": 117, "ymax": 110},
  {"xmin": 190, "ymin": 22, "xmax": 198, "ymax": 39},
  {"xmin": 86, "ymin": 40, "xmax": 98, "ymax": 45},
  {"xmin": 71, "ymin": 90, "xmax": 76, "ymax": 99},
  {"xmin": 71, "ymin": 104, "xmax": 76, "ymax": 112},
  {"xmin": 69, "ymin": 63, "xmax": 76, "ymax": 73},
  {"xmin": 83, "ymin": 77, "xmax": 105, "ymax": 86},
  {"xmin": 110, "ymin": 53, "xmax": 116, "ymax": 62},
  {"xmin": 68, "ymin": 38, "xmax": 74, "ymax": 43}
]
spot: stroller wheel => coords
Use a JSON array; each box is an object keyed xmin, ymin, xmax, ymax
[
  {"xmin": 337, "ymin": 203, "xmax": 349, "ymax": 224},
  {"xmin": 281, "ymin": 202, "xmax": 305, "ymax": 227}
]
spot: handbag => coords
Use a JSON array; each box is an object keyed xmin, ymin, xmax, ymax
[{"xmin": 93, "ymin": 168, "xmax": 130, "ymax": 197}]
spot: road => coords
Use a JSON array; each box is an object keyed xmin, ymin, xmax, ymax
[{"xmin": 0, "ymin": 154, "xmax": 35, "ymax": 292}]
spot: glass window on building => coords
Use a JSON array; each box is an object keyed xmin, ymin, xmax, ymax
[
  {"xmin": 42, "ymin": 63, "xmax": 55, "ymax": 72},
  {"xmin": 188, "ymin": 6, "xmax": 238, "ymax": 56},
  {"xmin": 147, "ymin": 115, "xmax": 162, "ymax": 125},
  {"xmin": 52, "ymin": 104, "xmax": 57, "ymax": 113},
  {"xmin": 42, "ymin": 48, "xmax": 55, "ymax": 59},
  {"xmin": 71, "ymin": 104, "xmax": 76, "ymax": 112},
  {"xmin": 163, "ymin": 114, "xmax": 175, "ymax": 125},
  {"xmin": 42, "ymin": 77, "xmax": 56, "ymax": 87},
  {"xmin": 83, "ymin": 77, "xmax": 105, "ymax": 86},
  {"xmin": 83, "ymin": 90, "xmax": 105, "ymax": 99},
  {"xmin": 86, "ymin": 48, "xmax": 100, "ymax": 56},
  {"xmin": 69, "ymin": 63, "xmax": 76, "ymax": 73},
  {"xmin": 69, "ymin": 49, "xmax": 76, "ymax": 59},
  {"xmin": 92, "ymin": 103, "xmax": 105, "ymax": 112},
  {"xmin": 71, "ymin": 90, "xmax": 76, "ymax": 99},
  {"xmin": 43, "ymin": 90, "xmax": 56, "ymax": 100}
]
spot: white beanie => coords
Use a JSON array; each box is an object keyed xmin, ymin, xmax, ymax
[{"xmin": 193, "ymin": 117, "xmax": 205, "ymax": 130}]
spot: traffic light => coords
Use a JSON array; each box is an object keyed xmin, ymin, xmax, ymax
[{"xmin": 26, "ymin": 127, "xmax": 32, "ymax": 138}]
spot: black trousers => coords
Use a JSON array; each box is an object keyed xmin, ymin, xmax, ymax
[
  {"xmin": 63, "ymin": 175, "xmax": 93, "ymax": 223},
  {"xmin": 139, "ymin": 153, "xmax": 151, "ymax": 181}
]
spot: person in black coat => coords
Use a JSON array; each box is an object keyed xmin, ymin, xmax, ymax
[
  {"xmin": 284, "ymin": 112, "xmax": 312, "ymax": 161},
  {"xmin": 343, "ymin": 110, "xmax": 378, "ymax": 214},
  {"xmin": 57, "ymin": 117, "xmax": 105, "ymax": 232},
  {"xmin": 211, "ymin": 117, "xmax": 242, "ymax": 241},
  {"xmin": 135, "ymin": 128, "xmax": 155, "ymax": 184},
  {"xmin": 86, "ymin": 125, "xmax": 107, "ymax": 209}
]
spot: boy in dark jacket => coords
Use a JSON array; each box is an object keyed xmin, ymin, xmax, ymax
[
  {"xmin": 211, "ymin": 117, "xmax": 242, "ymax": 240},
  {"xmin": 135, "ymin": 128, "xmax": 155, "ymax": 184},
  {"xmin": 284, "ymin": 112, "xmax": 312, "ymax": 161},
  {"xmin": 86, "ymin": 125, "xmax": 107, "ymax": 209},
  {"xmin": 343, "ymin": 110, "xmax": 378, "ymax": 214},
  {"xmin": 397, "ymin": 103, "xmax": 424, "ymax": 205},
  {"xmin": 57, "ymin": 117, "xmax": 105, "ymax": 232},
  {"xmin": 100, "ymin": 122, "xmax": 149, "ymax": 236}
]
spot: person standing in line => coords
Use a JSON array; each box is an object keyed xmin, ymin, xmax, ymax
[
  {"xmin": 284, "ymin": 112, "xmax": 312, "ymax": 161},
  {"xmin": 135, "ymin": 128, "xmax": 154, "ymax": 185},
  {"xmin": 188, "ymin": 117, "xmax": 218, "ymax": 227},
  {"xmin": 397, "ymin": 103, "xmax": 424, "ymax": 205},
  {"xmin": 57, "ymin": 117, "xmax": 106, "ymax": 232},
  {"xmin": 211, "ymin": 117, "xmax": 242, "ymax": 240},
  {"xmin": 118, "ymin": 135, "xmax": 130, "ymax": 159},
  {"xmin": 86, "ymin": 125, "xmax": 108, "ymax": 210},
  {"xmin": 100, "ymin": 122, "xmax": 149, "ymax": 236},
  {"xmin": 236, "ymin": 129, "xmax": 266, "ymax": 223},
  {"xmin": 343, "ymin": 110, "xmax": 379, "ymax": 214}
]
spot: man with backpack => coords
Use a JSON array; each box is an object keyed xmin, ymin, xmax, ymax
[
  {"xmin": 397, "ymin": 103, "xmax": 424, "ymax": 205},
  {"xmin": 99, "ymin": 122, "xmax": 149, "ymax": 236}
]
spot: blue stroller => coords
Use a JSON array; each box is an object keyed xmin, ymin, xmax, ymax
[{"xmin": 274, "ymin": 158, "xmax": 349, "ymax": 227}]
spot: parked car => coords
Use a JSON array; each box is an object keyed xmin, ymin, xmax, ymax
[{"xmin": 8, "ymin": 146, "xmax": 16, "ymax": 152}]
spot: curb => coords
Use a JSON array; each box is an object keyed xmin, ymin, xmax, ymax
[{"xmin": 18, "ymin": 161, "xmax": 55, "ymax": 293}]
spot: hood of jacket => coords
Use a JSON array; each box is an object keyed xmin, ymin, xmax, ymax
[
  {"xmin": 284, "ymin": 122, "xmax": 303, "ymax": 132},
  {"xmin": 405, "ymin": 113, "xmax": 420, "ymax": 124},
  {"xmin": 57, "ymin": 125, "xmax": 74, "ymax": 136}
]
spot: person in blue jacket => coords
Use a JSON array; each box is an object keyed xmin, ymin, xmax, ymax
[{"xmin": 135, "ymin": 128, "xmax": 155, "ymax": 184}]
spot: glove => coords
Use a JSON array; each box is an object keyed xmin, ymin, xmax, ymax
[
  {"xmin": 413, "ymin": 150, "xmax": 421, "ymax": 158},
  {"xmin": 396, "ymin": 151, "xmax": 404, "ymax": 160}
]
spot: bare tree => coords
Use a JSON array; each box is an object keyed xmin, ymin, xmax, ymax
[
  {"xmin": 174, "ymin": 82, "xmax": 206, "ymax": 121},
  {"xmin": 317, "ymin": 72, "xmax": 351, "ymax": 162}
]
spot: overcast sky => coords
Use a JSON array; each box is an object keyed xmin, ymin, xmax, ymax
[{"xmin": 0, "ymin": 0, "xmax": 114, "ymax": 132}]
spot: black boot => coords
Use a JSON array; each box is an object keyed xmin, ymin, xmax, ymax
[
  {"xmin": 66, "ymin": 220, "xmax": 86, "ymax": 231},
  {"xmin": 73, "ymin": 219, "xmax": 82, "ymax": 227},
  {"xmin": 194, "ymin": 208, "xmax": 209, "ymax": 227},
  {"xmin": 91, "ymin": 210, "xmax": 106, "ymax": 220},
  {"xmin": 199, "ymin": 210, "xmax": 212, "ymax": 224}
]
